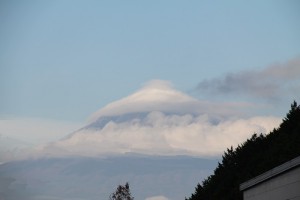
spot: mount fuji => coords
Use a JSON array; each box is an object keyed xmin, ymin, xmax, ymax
[
  {"xmin": 0, "ymin": 80, "xmax": 281, "ymax": 200},
  {"xmin": 39, "ymin": 80, "xmax": 279, "ymax": 158}
]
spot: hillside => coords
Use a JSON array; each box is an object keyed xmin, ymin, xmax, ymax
[{"xmin": 186, "ymin": 101, "xmax": 300, "ymax": 200}]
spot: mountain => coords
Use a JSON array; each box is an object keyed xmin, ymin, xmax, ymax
[
  {"xmin": 39, "ymin": 80, "xmax": 280, "ymax": 158},
  {"xmin": 88, "ymin": 80, "xmax": 203, "ymax": 121},
  {"xmin": 0, "ymin": 135, "xmax": 32, "ymax": 164},
  {"xmin": 0, "ymin": 155, "xmax": 218, "ymax": 200},
  {"xmin": 0, "ymin": 80, "xmax": 283, "ymax": 200},
  {"xmin": 79, "ymin": 80, "xmax": 234, "ymax": 131}
]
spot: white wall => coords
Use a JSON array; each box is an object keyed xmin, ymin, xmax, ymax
[{"xmin": 243, "ymin": 166, "xmax": 300, "ymax": 200}]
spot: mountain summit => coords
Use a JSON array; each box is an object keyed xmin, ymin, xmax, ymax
[
  {"xmin": 89, "ymin": 80, "xmax": 200, "ymax": 122},
  {"xmin": 84, "ymin": 80, "xmax": 206, "ymax": 131},
  {"xmin": 37, "ymin": 80, "xmax": 280, "ymax": 158}
]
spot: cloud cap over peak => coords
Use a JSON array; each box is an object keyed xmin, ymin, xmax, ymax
[
  {"xmin": 1, "ymin": 79, "xmax": 283, "ymax": 162},
  {"xmin": 33, "ymin": 80, "xmax": 281, "ymax": 159},
  {"xmin": 89, "ymin": 80, "xmax": 215, "ymax": 122},
  {"xmin": 34, "ymin": 112, "xmax": 281, "ymax": 159}
]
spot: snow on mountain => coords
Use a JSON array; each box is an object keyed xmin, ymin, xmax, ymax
[
  {"xmin": 87, "ymin": 80, "xmax": 248, "ymax": 125},
  {"xmin": 88, "ymin": 80, "xmax": 201, "ymax": 121}
]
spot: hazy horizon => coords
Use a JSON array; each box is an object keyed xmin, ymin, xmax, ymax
[{"xmin": 1, "ymin": 1, "xmax": 300, "ymax": 200}]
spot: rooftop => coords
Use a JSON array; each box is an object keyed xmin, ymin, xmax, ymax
[{"xmin": 240, "ymin": 156, "xmax": 300, "ymax": 191}]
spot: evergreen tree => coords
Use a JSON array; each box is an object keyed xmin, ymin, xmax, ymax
[
  {"xmin": 109, "ymin": 182, "xmax": 134, "ymax": 200},
  {"xmin": 186, "ymin": 101, "xmax": 300, "ymax": 200}
]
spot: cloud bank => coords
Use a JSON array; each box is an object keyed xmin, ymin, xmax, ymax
[
  {"xmin": 145, "ymin": 195, "xmax": 169, "ymax": 200},
  {"xmin": 89, "ymin": 80, "xmax": 254, "ymax": 122},
  {"xmin": 39, "ymin": 112, "xmax": 280, "ymax": 158},
  {"xmin": 0, "ymin": 118, "xmax": 82, "ymax": 144},
  {"xmin": 1, "ymin": 80, "xmax": 282, "ymax": 161},
  {"xmin": 23, "ymin": 80, "xmax": 281, "ymax": 159},
  {"xmin": 0, "ymin": 118, "xmax": 82, "ymax": 162},
  {"xmin": 197, "ymin": 57, "xmax": 300, "ymax": 101}
]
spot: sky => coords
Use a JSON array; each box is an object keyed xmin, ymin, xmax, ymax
[{"xmin": 1, "ymin": 1, "xmax": 300, "ymax": 161}]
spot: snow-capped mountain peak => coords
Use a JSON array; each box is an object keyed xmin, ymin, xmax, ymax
[{"xmin": 88, "ymin": 80, "xmax": 199, "ymax": 122}]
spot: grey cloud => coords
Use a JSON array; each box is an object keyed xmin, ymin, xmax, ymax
[
  {"xmin": 263, "ymin": 58, "xmax": 300, "ymax": 79},
  {"xmin": 197, "ymin": 57, "xmax": 300, "ymax": 100}
]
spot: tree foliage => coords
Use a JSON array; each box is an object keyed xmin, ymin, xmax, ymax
[
  {"xmin": 109, "ymin": 182, "xmax": 134, "ymax": 200},
  {"xmin": 186, "ymin": 101, "xmax": 300, "ymax": 200}
]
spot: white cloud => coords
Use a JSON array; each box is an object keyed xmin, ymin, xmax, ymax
[
  {"xmin": 88, "ymin": 80, "xmax": 254, "ymax": 122},
  {"xmin": 145, "ymin": 195, "xmax": 169, "ymax": 200},
  {"xmin": 88, "ymin": 80, "xmax": 199, "ymax": 121},
  {"xmin": 0, "ymin": 118, "xmax": 82, "ymax": 144},
  {"xmin": 0, "ymin": 118, "xmax": 82, "ymax": 162},
  {"xmin": 0, "ymin": 80, "xmax": 283, "ymax": 162},
  {"xmin": 37, "ymin": 112, "xmax": 281, "ymax": 158},
  {"xmin": 37, "ymin": 80, "xmax": 279, "ymax": 158}
]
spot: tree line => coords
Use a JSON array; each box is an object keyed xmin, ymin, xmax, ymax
[{"xmin": 186, "ymin": 101, "xmax": 300, "ymax": 200}]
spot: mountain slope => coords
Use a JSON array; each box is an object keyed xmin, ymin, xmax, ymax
[
  {"xmin": 36, "ymin": 81, "xmax": 280, "ymax": 158},
  {"xmin": 0, "ymin": 155, "xmax": 217, "ymax": 200}
]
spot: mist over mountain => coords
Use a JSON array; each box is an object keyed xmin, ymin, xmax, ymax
[
  {"xmin": 0, "ymin": 80, "xmax": 283, "ymax": 200},
  {"xmin": 1, "ymin": 1, "xmax": 299, "ymax": 199},
  {"xmin": 35, "ymin": 80, "xmax": 280, "ymax": 159},
  {"xmin": 0, "ymin": 155, "xmax": 217, "ymax": 200}
]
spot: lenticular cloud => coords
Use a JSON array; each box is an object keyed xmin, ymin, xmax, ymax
[
  {"xmin": 46, "ymin": 112, "xmax": 279, "ymax": 157},
  {"xmin": 36, "ymin": 80, "xmax": 281, "ymax": 158}
]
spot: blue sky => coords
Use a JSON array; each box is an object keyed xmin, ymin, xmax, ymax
[
  {"xmin": 1, "ymin": 1, "xmax": 299, "ymax": 122},
  {"xmin": 0, "ymin": 0, "xmax": 300, "ymax": 153},
  {"xmin": 1, "ymin": 2, "xmax": 300, "ymax": 199}
]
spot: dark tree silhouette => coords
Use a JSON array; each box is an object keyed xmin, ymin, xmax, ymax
[
  {"xmin": 109, "ymin": 182, "xmax": 134, "ymax": 200},
  {"xmin": 186, "ymin": 101, "xmax": 300, "ymax": 200}
]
